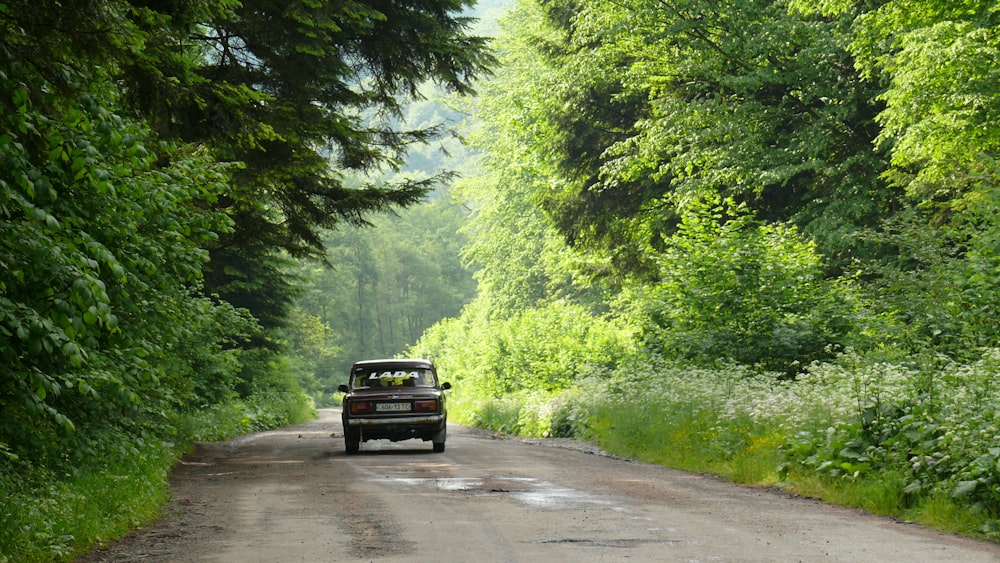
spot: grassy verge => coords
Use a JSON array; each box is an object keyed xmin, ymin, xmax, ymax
[
  {"xmin": 0, "ymin": 390, "xmax": 315, "ymax": 563},
  {"xmin": 451, "ymin": 350, "xmax": 1000, "ymax": 543},
  {"xmin": 0, "ymin": 444, "xmax": 172, "ymax": 563}
]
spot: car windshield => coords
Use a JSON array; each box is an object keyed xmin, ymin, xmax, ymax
[{"xmin": 351, "ymin": 367, "xmax": 436, "ymax": 389}]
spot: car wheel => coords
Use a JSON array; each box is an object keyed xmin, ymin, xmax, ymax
[
  {"xmin": 345, "ymin": 429, "xmax": 360, "ymax": 454},
  {"xmin": 431, "ymin": 426, "xmax": 446, "ymax": 453}
]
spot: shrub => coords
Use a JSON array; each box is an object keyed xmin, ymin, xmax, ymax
[
  {"xmin": 780, "ymin": 349, "xmax": 1000, "ymax": 536},
  {"xmin": 633, "ymin": 199, "xmax": 873, "ymax": 373}
]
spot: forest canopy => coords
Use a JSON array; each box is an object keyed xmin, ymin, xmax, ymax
[{"xmin": 437, "ymin": 0, "xmax": 1000, "ymax": 359}]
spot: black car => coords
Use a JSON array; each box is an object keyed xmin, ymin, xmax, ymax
[{"xmin": 337, "ymin": 359, "xmax": 451, "ymax": 454}]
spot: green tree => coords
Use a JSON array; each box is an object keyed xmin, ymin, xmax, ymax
[
  {"xmin": 0, "ymin": 0, "xmax": 496, "ymax": 476},
  {"xmin": 634, "ymin": 198, "xmax": 872, "ymax": 372},
  {"xmin": 790, "ymin": 0, "xmax": 1000, "ymax": 352},
  {"xmin": 0, "ymin": 59, "xmax": 234, "ymax": 460},
  {"xmin": 487, "ymin": 0, "xmax": 894, "ymax": 276},
  {"xmin": 115, "ymin": 0, "xmax": 496, "ymax": 328},
  {"xmin": 415, "ymin": 298, "xmax": 630, "ymax": 397},
  {"xmin": 280, "ymin": 306, "xmax": 341, "ymax": 400},
  {"xmin": 455, "ymin": 3, "xmax": 621, "ymax": 312},
  {"xmin": 292, "ymin": 194, "xmax": 477, "ymax": 390},
  {"xmin": 794, "ymin": 0, "xmax": 999, "ymax": 200},
  {"xmin": 466, "ymin": 0, "xmax": 662, "ymax": 277}
]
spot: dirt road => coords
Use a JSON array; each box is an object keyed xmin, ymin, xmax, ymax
[{"xmin": 82, "ymin": 409, "xmax": 1000, "ymax": 562}]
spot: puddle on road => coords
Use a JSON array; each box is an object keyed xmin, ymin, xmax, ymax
[
  {"xmin": 534, "ymin": 537, "xmax": 683, "ymax": 548},
  {"xmin": 510, "ymin": 484, "xmax": 617, "ymax": 510},
  {"xmin": 384, "ymin": 475, "xmax": 617, "ymax": 510},
  {"xmin": 391, "ymin": 477, "xmax": 481, "ymax": 491}
]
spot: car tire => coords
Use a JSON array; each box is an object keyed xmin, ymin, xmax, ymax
[
  {"xmin": 431, "ymin": 426, "xmax": 446, "ymax": 453},
  {"xmin": 345, "ymin": 428, "xmax": 360, "ymax": 454}
]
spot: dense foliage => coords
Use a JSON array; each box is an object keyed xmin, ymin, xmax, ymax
[
  {"xmin": 0, "ymin": 0, "xmax": 492, "ymax": 559},
  {"xmin": 412, "ymin": 0, "xmax": 1000, "ymax": 540},
  {"xmin": 631, "ymin": 197, "xmax": 873, "ymax": 371},
  {"xmin": 120, "ymin": 0, "xmax": 495, "ymax": 328}
]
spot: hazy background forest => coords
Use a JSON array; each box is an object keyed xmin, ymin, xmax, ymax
[{"xmin": 4, "ymin": 0, "xmax": 1000, "ymax": 559}]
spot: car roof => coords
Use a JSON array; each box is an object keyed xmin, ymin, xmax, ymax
[{"xmin": 350, "ymin": 358, "xmax": 434, "ymax": 369}]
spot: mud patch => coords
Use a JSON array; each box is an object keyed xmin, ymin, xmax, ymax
[{"xmin": 336, "ymin": 492, "xmax": 414, "ymax": 558}]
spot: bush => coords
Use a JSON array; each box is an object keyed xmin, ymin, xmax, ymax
[
  {"xmin": 415, "ymin": 299, "xmax": 632, "ymax": 396},
  {"xmin": 779, "ymin": 349, "xmax": 1000, "ymax": 536},
  {"xmin": 633, "ymin": 199, "xmax": 874, "ymax": 373}
]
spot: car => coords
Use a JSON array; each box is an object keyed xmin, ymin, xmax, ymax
[{"xmin": 337, "ymin": 358, "xmax": 451, "ymax": 454}]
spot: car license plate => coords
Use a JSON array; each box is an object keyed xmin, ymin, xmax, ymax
[{"xmin": 376, "ymin": 402, "xmax": 410, "ymax": 412}]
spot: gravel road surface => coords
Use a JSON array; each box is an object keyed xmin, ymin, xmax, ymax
[{"xmin": 81, "ymin": 409, "xmax": 1000, "ymax": 562}]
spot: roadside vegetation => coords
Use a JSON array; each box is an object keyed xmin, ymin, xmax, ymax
[
  {"xmin": 0, "ymin": 0, "xmax": 492, "ymax": 561},
  {"xmin": 421, "ymin": 342, "xmax": 1000, "ymax": 540},
  {"xmin": 411, "ymin": 0, "xmax": 1000, "ymax": 544}
]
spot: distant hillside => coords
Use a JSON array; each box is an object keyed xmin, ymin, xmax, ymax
[{"xmin": 393, "ymin": 0, "xmax": 514, "ymax": 186}]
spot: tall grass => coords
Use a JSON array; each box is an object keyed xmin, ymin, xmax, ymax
[
  {"xmin": 0, "ymin": 441, "xmax": 171, "ymax": 563},
  {"xmin": 577, "ymin": 361, "xmax": 795, "ymax": 482},
  {"xmin": 448, "ymin": 390, "xmax": 557, "ymax": 437},
  {"xmin": 173, "ymin": 390, "xmax": 317, "ymax": 442}
]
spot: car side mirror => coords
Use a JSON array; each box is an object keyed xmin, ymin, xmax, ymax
[
  {"xmin": 441, "ymin": 382, "xmax": 451, "ymax": 390},
  {"xmin": 337, "ymin": 384, "xmax": 349, "ymax": 393}
]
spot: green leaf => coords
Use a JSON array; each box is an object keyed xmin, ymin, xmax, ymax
[{"xmin": 952, "ymin": 480, "xmax": 979, "ymax": 498}]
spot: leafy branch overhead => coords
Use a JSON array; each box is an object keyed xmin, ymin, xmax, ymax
[{"xmin": 107, "ymin": 0, "xmax": 496, "ymax": 326}]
